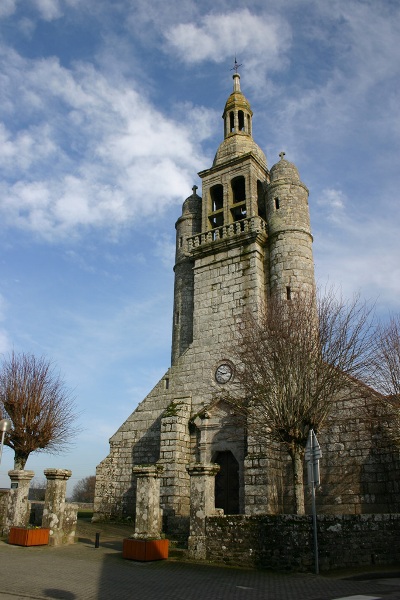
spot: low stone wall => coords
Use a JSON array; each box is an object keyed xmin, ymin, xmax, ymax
[{"xmin": 205, "ymin": 514, "xmax": 400, "ymax": 572}]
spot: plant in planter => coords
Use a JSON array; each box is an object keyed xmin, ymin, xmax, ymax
[
  {"xmin": 122, "ymin": 536, "xmax": 169, "ymax": 561},
  {"xmin": 8, "ymin": 526, "xmax": 50, "ymax": 547}
]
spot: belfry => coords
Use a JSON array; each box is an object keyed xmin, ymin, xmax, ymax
[{"xmin": 94, "ymin": 72, "xmax": 399, "ymax": 541}]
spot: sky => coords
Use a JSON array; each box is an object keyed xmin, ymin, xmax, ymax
[{"xmin": 0, "ymin": 0, "xmax": 399, "ymax": 495}]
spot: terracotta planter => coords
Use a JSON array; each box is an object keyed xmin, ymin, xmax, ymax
[
  {"xmin": 122, "ymin": 538, "xmax": 169, "ymax": 561},
  {"xmin": 8, "ymin": 527, "xmax": 50, "ymax": 547}
]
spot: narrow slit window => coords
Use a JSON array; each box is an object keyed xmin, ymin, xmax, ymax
[
  {"xmin": 286, "ymin": 286, "xmax": 291, "ymax": 300},
  {"xmin": 164, "ymin": 378, "xmax": 170, "ymax": 390},
  {"xmin": 229, "ymin": 111, "xmax": 234, "ymax": 132},
  {"xmin": 275, "ymin": 197, "xmax": 280, "ymax": 210},
  {"xmin": 175, "ymin": 311, "xmax": 180, "ymax": 324},
  {"xmin": 179, "ymin": 237, "xmax": 183, "ymax": 248}
]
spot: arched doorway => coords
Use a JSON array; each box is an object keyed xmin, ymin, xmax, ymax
[{"xmin": 214, "ymin": 450, "xmax": 240, "ymax": 514}]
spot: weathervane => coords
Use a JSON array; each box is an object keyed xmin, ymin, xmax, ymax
[{"xmin": 231, "ymin": 57, "xmax": 242, "ymax": 74}]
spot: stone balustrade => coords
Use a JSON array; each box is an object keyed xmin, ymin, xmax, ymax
[{"xmin": 187, "ymin": 216, "xmax": 267, "ymax": 250}]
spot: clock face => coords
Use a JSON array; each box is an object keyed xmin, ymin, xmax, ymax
[{"xmin": 215, "ymin": 363, "xmax": 233, "ymax": 384}]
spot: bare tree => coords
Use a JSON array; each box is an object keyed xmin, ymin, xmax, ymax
[
  {"xmin": 0, "ymin": 352, "xmax": 78, "ymax": 470},
  {"xmin": 369, "ymin": 316, "xmax": 400, "ymax": 444},
  {"xmin": 71, "ymin": 475, "xmax": 96, "ymax": 503},
  {"xmin": 226, "ymin": 290, "xmax": 375, "ymax": 514},
  {"xmin": 373, "ymin": 316, "xmax": 400, "ymax": 398}
]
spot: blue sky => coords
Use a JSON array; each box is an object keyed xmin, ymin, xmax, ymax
[{"xmin": 0, "ymin": 0, "xmax": 399, "ymax": 494}]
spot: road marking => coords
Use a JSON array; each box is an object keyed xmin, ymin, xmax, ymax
[{"xmin": 236, "ymin": 586, "xmax": 254, "ymax": 590}]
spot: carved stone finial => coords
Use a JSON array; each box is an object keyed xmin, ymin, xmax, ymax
[
  {"xmin": 279, "ymin": 151, "xmax": 286, "ymax": 160},
  {"xmin": 192, "ymin": 184, "xmax": 198, "ymax": 196}
]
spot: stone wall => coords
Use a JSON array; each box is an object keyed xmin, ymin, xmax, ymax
[
  {"xmin": 205, "ymin": 513, "xmax": 400, "ymax": 572},
  {"xmin": 0, "ymin": 490, "xmax": 9, "ymax": 533}
]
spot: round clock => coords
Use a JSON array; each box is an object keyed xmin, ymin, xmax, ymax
[{"xmin": 215, "ymin": 362, "xmax": 234, "ymax": 384}]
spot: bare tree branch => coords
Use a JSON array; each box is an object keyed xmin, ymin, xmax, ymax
[{"xmin": 372, "ymin": 316, "xmax": 400, "ymax": 398}]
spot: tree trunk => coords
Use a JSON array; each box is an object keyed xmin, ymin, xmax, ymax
[
  {"xmin": 14, "ymin": 453, "xmax": 28, "ymax": 470},
  {"xmin": 290, "ymin": 449, "xmax": 305, "ymax": 515}
]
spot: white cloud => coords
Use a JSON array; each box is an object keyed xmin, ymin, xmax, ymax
[
  {"xmin": 164, "ymin": 9, "xmax": 291, "ymax": 88},
  {"xmin": 270, "ymin": 1, "xmax": 400, "ymax": 148},
  {"xmin": 0, "ymin": 49, "xmax": 210, "ymax": 240},
  {"xmin": 0, "ymin": 0, "xmax": 18, "ymax": 18},
  {"xmin": 316, "ymin": 188, "xmax": 346, "ymax": 224},
  {"xmin": 0, "ymin": 330, "xmax": 11, "ymax": 355},
  {"xmin": 33, "ymin": 0, "xmax": 63, "ymax": 21}
]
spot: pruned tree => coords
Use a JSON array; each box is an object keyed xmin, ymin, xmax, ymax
[
  {"xmin": 225, "ymin": 289, "xmax": 375, "ymax": 514},
  {"xmin": 71, "ymin": 475, "xmax": 96, "ymax": 503},
  {"xmin": 0, "ymin": 352, "xmax": 78, "ymax": 470}
]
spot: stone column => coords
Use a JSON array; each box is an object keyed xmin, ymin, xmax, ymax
[
  {"xmin": 4, "ymin": 470, "xmax": 35, "ymax": 534},
  {"xmin": 42, "ymin": 468, "xmax": 74, "ymax": 546},
  {"xmin": 159, "ymin": 399, "xmax": 191, "ymax": 518},
  {"xmin": 186, "ymin": 463, "xmax": 220, "ymax": 560},
  {"xmin": 132, "ymin": 465, "xmax": 163, "ymax": 538}
]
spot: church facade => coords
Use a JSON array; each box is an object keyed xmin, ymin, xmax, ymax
[{"xmin": 93, "ymin": 73, "xmax": 400, "ymax": 532}]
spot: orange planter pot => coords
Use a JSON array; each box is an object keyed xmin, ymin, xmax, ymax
[
  {"xmin": 122, "ymin": 538, "xmax": 169, "ymax": 561},
  {"xmin": 8, "ymin": 527, "xmax": 50, "ymax": 547}
]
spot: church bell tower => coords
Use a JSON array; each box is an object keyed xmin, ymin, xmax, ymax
[{"xmin": 95, "ymin": 68, "xmax": 316, "ymax": 524}]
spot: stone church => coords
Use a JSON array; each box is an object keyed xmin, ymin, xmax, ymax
[{"xmin": 94, "ymin": 73, "xmax": 400, "ymax": 536}]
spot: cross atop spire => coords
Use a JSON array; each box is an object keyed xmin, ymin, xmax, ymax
[
  {"xmin": 279, "ymin": 151, "xmax": 286, "ymax": 160},
  {"xmin": 231, "ymin": 57, "xmax": 242, "ymax": 74}
]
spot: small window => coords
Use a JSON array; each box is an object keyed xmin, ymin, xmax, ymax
[
  {"xmin": 164, "ymin": 378, "xmax": 170, "ymax": 390},
  {"xmin": 175, "ymin": 311, "xmax": 180, "ymax": 325},
  {"xmin": 179, "ymin": 237, "xmax": 183, "ymax": 248},
  {"xmin": 275, "ymin": 197, "xmax": 280, "ymax": 210},
  {"xmin": 286, "ymin": 286, "xmax": 291, "ymax": 300}
]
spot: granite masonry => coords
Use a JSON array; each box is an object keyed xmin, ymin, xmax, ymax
[{"xmin": 94, "ymin": 73, "xmax": 400, "ymax": 555}]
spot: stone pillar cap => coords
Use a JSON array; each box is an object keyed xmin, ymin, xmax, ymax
[
  {"xmin": 44, "ymin": 468, "xmax": 72, "ymax": 480},
  {"xmin": 8, "ymin": 470, "xmax": 35, "ymax": 481}
]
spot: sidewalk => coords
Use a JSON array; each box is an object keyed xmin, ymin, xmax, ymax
[{"xmin": 0, "ymin": 537, "xmax": 400, "ymax": 600}]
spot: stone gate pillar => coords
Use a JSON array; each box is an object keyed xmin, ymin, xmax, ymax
[
  {"xmin": 132, "ymin": 465, "xmax": 163, "ymax": 538},
  {"xmin": 4, "ymin": 470, "xmax": 35, "ymax": 534},
  {"xmin": 186, "ymin": 463, "xmax": 220, "ymax": 560},
  {"xmin": 42, "ymin": 468, "xmax": 75, "ymax": 546}
]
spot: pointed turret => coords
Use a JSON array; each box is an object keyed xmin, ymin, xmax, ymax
[
  {"xmin": 266, "ymin": 152, "xmax": 315, "ymax": 300},
  {"xmin": 171, "ymin": 186, "xmax": 202, "ymax": 365}
]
